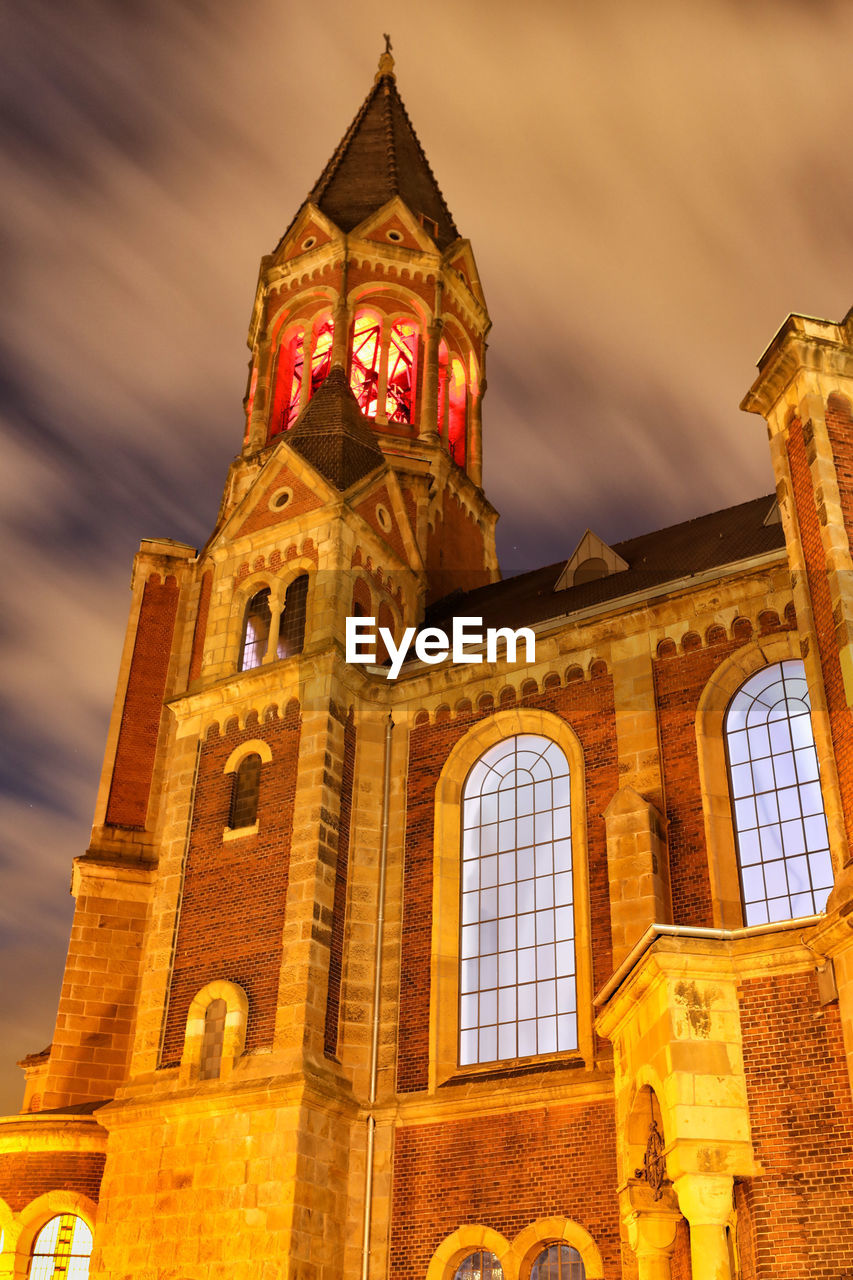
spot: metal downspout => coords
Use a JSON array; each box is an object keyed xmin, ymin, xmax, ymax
[{"xmin": 361, "ymin": 713, "xmax": 394, "ymax": 1280}]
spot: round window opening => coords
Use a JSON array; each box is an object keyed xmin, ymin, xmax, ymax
[
  {"xmin": 269, "ymin": 487, "xmax": 293, "ymax": 512},
  {"xmin": 376, "ymin": 503, "xmax": 392, "ymax": 532},
  {"xmin": 301, "ymin": 235, "xmax": 317, "ymax": 251},
  {"xmin": 386, "ymin": 229, "xmax": 404, "ymax": 243}
]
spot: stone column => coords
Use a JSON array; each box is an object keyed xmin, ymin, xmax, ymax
[
  {"xmin": 673, "ymin": 1172, "xmax": 734, "ymax": 1280},
  {"xmin": 620, "ymin": 1185, "xmax": 681, "ymax": 1280}
]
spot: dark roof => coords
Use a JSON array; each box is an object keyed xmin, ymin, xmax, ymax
[
  {"xmin": 425, "ymin": 494, "xmax": 786, "ymax": 633},
  {"xmin": 287, "ymin": 365, "xmax": 385, "ymax": 490},
  {"xmin": 298, "ymin": 68, "xmax": 459, "ymax": 251}
]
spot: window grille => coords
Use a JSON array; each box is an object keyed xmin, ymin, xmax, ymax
[
  {"xmin": 230, "ymin": 753, "xmax": 262, "ymax": 829},
  {"xmin": 453, "ymin": 1252, "xmax": 504, "ymax": 1280},
  {"xmin": 28, "ymin": 1215, "xmax": 93, "ymax": 1280},
  {"xmin": 530, "ymin": 1244, "xmax": 586, "ymax": 1279},
  {"xmin": 277, "ymin": 575, "xmax": 308, "ymax": 660},
  {"xmin": 460, "ymin": 734, "xmax": 576, "ymax": 1066},
  {"xmin": 239, "ymin": 588, "xmax": 272, "ymax": 671},
  {"xmin": 725, "ymin": 659, "xmax": 834, "ymax": 924}
]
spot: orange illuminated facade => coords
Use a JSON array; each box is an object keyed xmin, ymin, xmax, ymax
[{"xmin": 2, "ymin": 45, "xmax": 853, "ymax": 1280}]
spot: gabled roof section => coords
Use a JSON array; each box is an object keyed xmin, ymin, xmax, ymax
[
  {"xmin": 288, "ymin": 366, "xmax": 385, "ymax": 491},
  {"xmin": 298, "ymin": 53, "xmax": 459, "ymax": 251},
  {"xmin": 423, "ymin": 494, "xmax": 786, "ymax": 634},
  {"xmin": 554, "ymin": 530, "xmax": 629, "ymax": 591}
]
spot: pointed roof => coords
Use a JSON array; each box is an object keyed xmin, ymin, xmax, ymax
[
  {"xmin": 287, "ymin": 366, "xmax": 385, "ymax": 490},
  {"xmin": 300, "ymin": 50, "xmax": 459, "ymax": 250}
]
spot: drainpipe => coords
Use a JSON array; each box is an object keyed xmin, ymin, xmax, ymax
[{"xmin": 361, "ymin": 712, "xmax": 394, "ymax": 1280}]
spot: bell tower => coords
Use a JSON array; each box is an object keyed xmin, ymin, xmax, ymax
[{"xmin": 235, "ymin": 44, "xmax": 499, "ymax": 606}]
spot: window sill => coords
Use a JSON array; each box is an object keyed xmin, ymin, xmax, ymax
[
  {"xmin": 223, "ymin": 822, "xmax": 259, "ymax": 842},
  {"xmin": 439, "ymin": 1052, "xmax": 587, "ymax": 1088}
]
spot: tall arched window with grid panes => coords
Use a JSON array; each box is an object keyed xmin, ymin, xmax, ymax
[
  {"xmin": 725, "ymin": 659, "xmax": 834, "ymax": 924},
  {"xmin": 28, "ymin": 1215, "xmax": 93, "ymax": 1280},
  {"xmin": 460, "ymin": 734, "xmax": 576, "ymax": 1066}
]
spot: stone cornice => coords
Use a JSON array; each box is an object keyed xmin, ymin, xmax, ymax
[{"xmin": 0, "ymin": 1112, "xmax": 107, "ymax": 1155}]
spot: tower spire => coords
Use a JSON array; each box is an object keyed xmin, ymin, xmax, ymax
[{"xmin": 376, "ymin": 33, "xmax": 395, "ymax": 81}]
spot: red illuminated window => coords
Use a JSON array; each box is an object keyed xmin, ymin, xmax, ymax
[
  {"xmin": 386, "ymin": 320, "xmax": 417, "ymax": 423},
  {"xmin": 438, "ymin": 343, "xmax": 467, "ymax": 465},
  {"xmin": 270, "ymin": 331, "xmax": 304, "ymax": 436},
  {"xmin": 310, "ymin": 319, "xmax": 334, "ymax": 395},
  {"xmin": 351, "ymin": 313, "xmax": 382, "ymax": 417},
  {"xmin": 447, "ymin": 356, "xmax": 467, "ymax": 465}
]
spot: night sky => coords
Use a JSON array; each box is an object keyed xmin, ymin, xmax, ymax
[{"xmin": 2, "ymin": 0, "xmax": 853, "ymax": 1112}]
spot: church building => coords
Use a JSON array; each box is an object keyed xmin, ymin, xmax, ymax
[{"xmin": 2, "ymin": 46, "xmax": 853, "ymax": 1280}]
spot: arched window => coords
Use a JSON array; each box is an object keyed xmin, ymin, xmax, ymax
[
  {"xmin": 239, "ymin": 588, "xmax": 272, "ymax": 671},
  {"xmin": 460, "ymin": 735, "xmax": 575, "ymax": 1065},
  {"xmin": 200, "ymin": 997, "xmax": 227, "ymax": 1080},
  {"xmin": 230, "ymin": 752, "xmax": 262, "ymax": 829},
  {"xmin": 271, "ymin": 329, "xmax": 305, "ymax": 436},
  {"xmin": 29, "ymin": 1215, "xmax": 93, "ymax": 1280},
  {"xmin": 725, "ymin": 659, "xmax": 834, "ymax": 924},
  {"xmin": 386, "ymin": 320, "xmax": 417, "ymax": 423},
  {"xmin": 438, "ymin": 343, "xmax": 467, "ymax": 465},
  {"xmin": 277, "ymin": 574, "xmax": 308, "ymax": 660},
  {"xmin": 351, "ymin": 312, "xmax": 382, "ymax": 417},
  {"xmin": 530, "ymin": 1244, "xmax": 586, "ymax": 1279},
  {"xmin": 453, "ymin": 1253, "xmax": 504, "ymax": 1280},
  {"xmin": 310, "ymin": 317, "xmax": 334, "ymax": 395}
]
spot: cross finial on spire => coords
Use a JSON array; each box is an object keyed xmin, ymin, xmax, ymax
[{"xmin": 376, "ymin": 34, "xmax": 395, "ymax": 80}]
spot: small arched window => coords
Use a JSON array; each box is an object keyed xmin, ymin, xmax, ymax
[
  {"xmin": 277, "ymin": 574, "xmax": 308, "ymax": 660},
  {"xmin": 29, "ymin": 1215, "xmax": 93, "ymax": 1280},
  {"xmin": 530, "ymin": 1244, "xmax": 586, "ymax": 1279},
  {"xmin": 240, "ymin": 588, "xmax": 272, "ymax": 671},
  {"xmin": 460, "ymin": 734, "xmax": 575, "ymax": 1065},
  {"xmin": 725, "ymin": 659, "xmax": 834, "ymax": 924},
  {"xmin": 453, "ymin": 1253, "xmax": 504, "ymax": 1280},
  {"xmin": 230, "ymin": 752, "xmax": 262, "ymax": 829},
  {"xmin": 200, "ymin": 997, "xmax": 227, "ymax": 1081}
]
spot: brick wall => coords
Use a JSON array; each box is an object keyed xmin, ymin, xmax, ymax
[
  {"xmin": 738, "ymin": 970, "xmax": 853, "ymax": 1278},
  {"xmin": 788, "ymin": 414, "xmax": 853, "ymax": 837},
  {"xmin": 389, "ymin": 1101, "xmax": 621, "ymax": 1279},
  {"xmin": 398, "ymin": 675, "xmax": 617, "ymax": 1092},
  {"xmin": 106, "ymin": 573, "xmax": 179, "ymax": 829},
  {"xmin": 161, "ymin": 703, "xmax": 300, "ymax": 1063},
  {"xmin": 0, "ymin": 1150, "xmax": 105, "ymax": 1212},
  {"xmin": 325, "ymin": 709, "xmax": 356, "ymax": 1057},
  {"xmin": 425, "ymin": 490, "xmax": 489, "ymax": 602}
]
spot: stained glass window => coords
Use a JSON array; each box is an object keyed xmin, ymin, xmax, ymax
[
  {"xmin": 460, "ymin": 735, "xmax": 576, "ymax": 1065},
  {"xmin": 351, "ymin": 313, "xmax": 382, "ymax": 417},
  {"xmin": 239, "ymin": 589, "xmax": 271, "ymax": 671},
  {"xmin": 530, "ymin": 1244, "xmax": 586, "ymax": 1279},
  {"xmin": 386, "ymin": 320, "xmax": 417, "ymax": 423},
  {"xmin": 453, "ymin": 1252, "xmax": 504, "ymax": 1280},
  {"xmin": 29, "ymin": 1215, "xmax": 93, "ymax": 1280},
  {"xmin": 725, "ymin": 659, "xmax": 834, "ymax": 924}
]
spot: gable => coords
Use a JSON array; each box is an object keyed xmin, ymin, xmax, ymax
[
  {"xmin": 554, "ymin": 530, "xmax": 629, "ymax": 591},
  {"xmin": 231, "ymin": 461, "xmax": 326, "ymax": 540}
]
